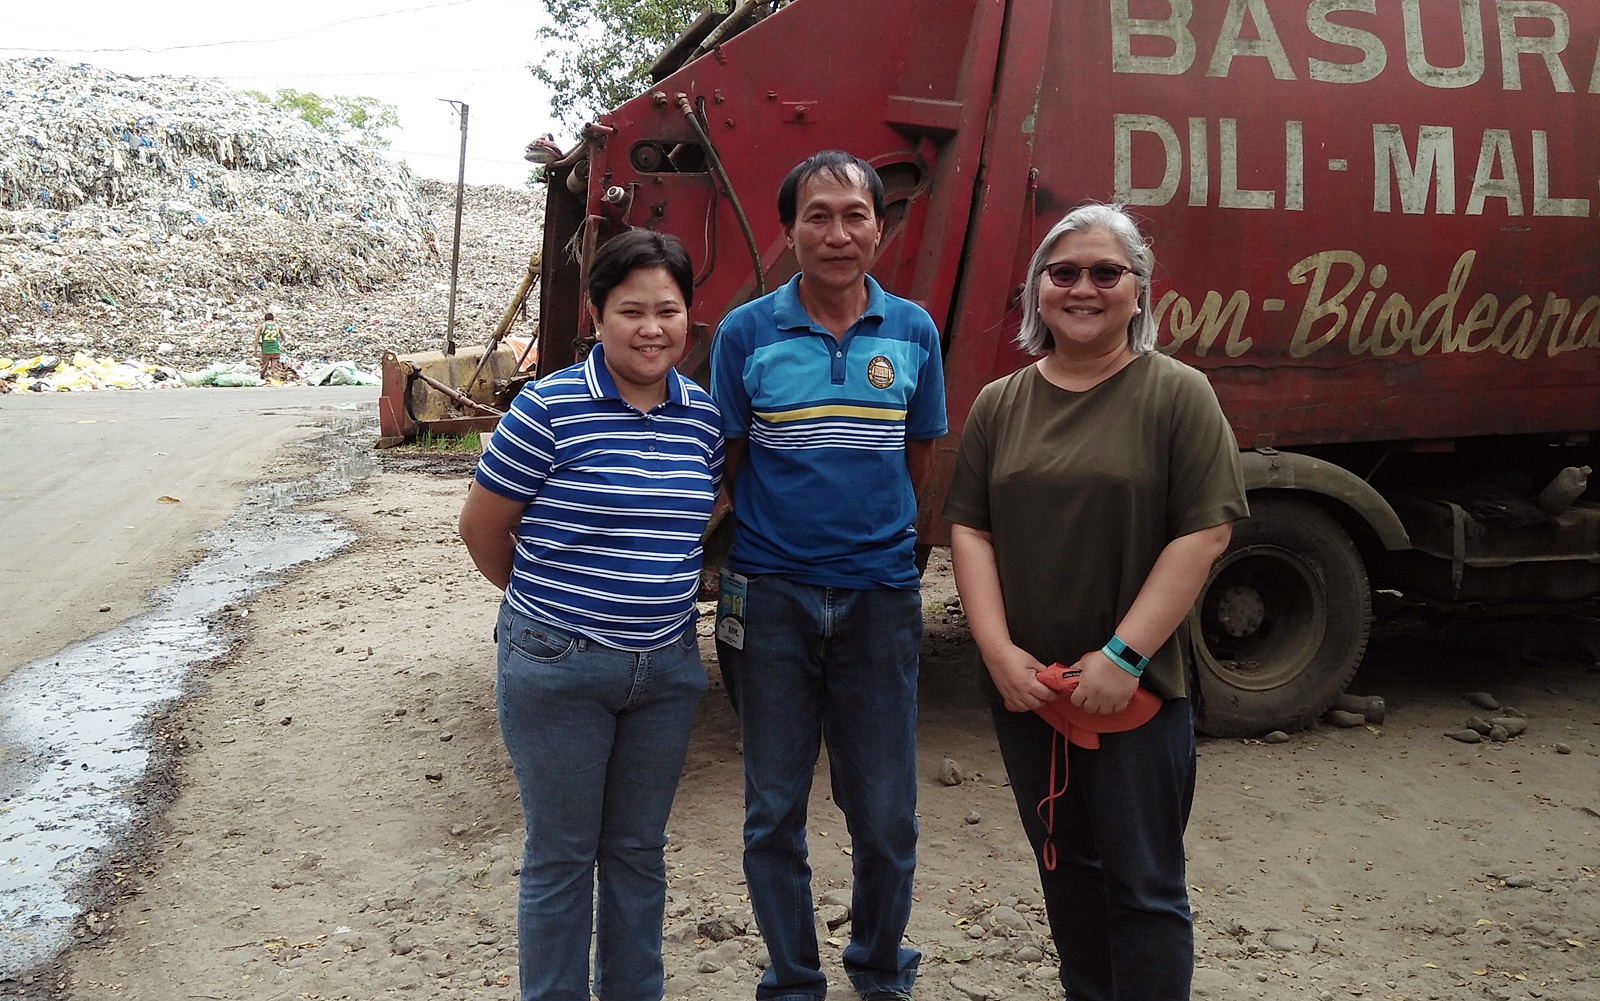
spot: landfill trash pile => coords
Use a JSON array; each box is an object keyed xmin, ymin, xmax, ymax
[
  {"xmin": 0, "ymin": 58, "xmax": 545, "ymax": 388},
  {"xmin": 1, "ymin": 352, "xmax": 183, "ymax": 392}
]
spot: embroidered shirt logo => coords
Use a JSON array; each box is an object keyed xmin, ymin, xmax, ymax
[{"xmin": 866, "ymin": 355, "xmax": 895, "ymax": 389}]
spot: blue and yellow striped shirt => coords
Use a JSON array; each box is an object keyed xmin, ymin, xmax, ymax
[{"xmin": 711, "ymin": 275, "xmax": 947, "ymax": 589}]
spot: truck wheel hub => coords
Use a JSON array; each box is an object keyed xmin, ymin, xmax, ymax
[{"xmin": 1213, "ymin": 584, "xmax": 1266, "ymax": 638}]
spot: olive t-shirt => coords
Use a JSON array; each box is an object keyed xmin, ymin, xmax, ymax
[{"xmin": 943, "ymin": 352, "xmax": 1248, "ymax": 699}]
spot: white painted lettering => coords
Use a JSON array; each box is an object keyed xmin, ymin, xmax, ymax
[
  {"xmin": 1347, "ymin": 265, "xmax": 1388, "ymax": 355},
  {"xmin": 1289, "ymin": 250, "xmax": 1364, "ymax": 357},
  {"xmin": 1409, "ymin": 251, "xmax": 1476, "ymax": 354},
  {"xmin": 1220, "ymin": 118, "xmax": 1275, "ymax": 209},
  {"xmin": 1497, "ymin": 1, "xmax": 1574, "ymax": 92},
  {"xmin": 1188, "ymin": 117, "xmax": 1209, "ymax": 206},
  {"xmin": 1532, "ymin": 130, "xmax": 1592, "ymax": 216},
  {"xmin": 1308, "ymin": 0, "xmax": 1387, "ymax": 84},
  {"xmin": 1466, "ymin": 130, "xmax": 1524, "ymax": 215},
  {"xmin": 1369, "ymin": 293, "xmax": 1415, "ymax": 356},
  {"xmin": 1111, "ymin": 0, "xmax": 1197, "ymax": 76},
  {"xmin": 1373, "ymin": 124, "xmax": 1456, "ymax": 213},
  {"xmin": 1158, "ymin": 289, "xmax": 1254, "ymax": 356},
  {"xmin": 1160, "ymin": 249, "xmax": 1597, "ymax": 361},
  {"xmin": 1403, "ymin": 0, "xmax": 1486, "ymax": 89},
  {"xmin": 1559, "ymin": 296, "xmax": 1600, "ymax": 352},
  {"xmin": 1207, "ymin": 0, "xmax": 1297, "ymax": 79},
  {"xmin": 1114, "ymin": 114, "xmax": 1182, "ymax": 206},
  {"xmin": 1489, "ymin": 295, "xmax": 1535, "ymax": 353},
  {"xmin": 1286, "ymin": 120, "xmax": 1305, "ymax": 211},
  {"xmin": 1520, "ymin": 293, "xmax": 1572, "ymax": 358},
  {"xmin": 1448, "ymin": 294, "xmax": 1499, "ymax": 352}
]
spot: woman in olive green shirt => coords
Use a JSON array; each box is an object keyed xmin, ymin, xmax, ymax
[{"xmin": 944, "ymin": 203, "xmax": 1247, "ymax": 1001}]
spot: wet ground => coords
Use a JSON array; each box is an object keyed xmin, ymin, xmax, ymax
[{"xmin": 0, "ymin": 417, "xmax": 377, "ymax": 978}]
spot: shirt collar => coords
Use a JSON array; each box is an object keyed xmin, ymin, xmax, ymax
[
  {"xmin": 582, "ymin": 342, "xmax": 689, "ymax": 408},
  {"xmin": 773, "ymin": 274, "xmax": 888, "ymax": 333}
]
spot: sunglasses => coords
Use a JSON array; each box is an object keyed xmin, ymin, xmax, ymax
[{"xmin": 1041, "ymin": 262, "xmax": 1134, "ymax": 289}]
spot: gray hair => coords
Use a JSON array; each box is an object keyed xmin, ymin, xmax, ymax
[{"xmin": 1015, "ymin": 203, "xmax": 1156, "ymax": 356}]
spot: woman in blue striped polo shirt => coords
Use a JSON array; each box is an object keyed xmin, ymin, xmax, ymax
[{"xmin": 459, "ymin": 229, "xmax": 724, "ymax": 1001}]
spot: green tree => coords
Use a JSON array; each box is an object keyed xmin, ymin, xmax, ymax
[
  {"xmin": 531, "ymin": 2, "xmax": 790, "ymax": 128},
  {"xmin": 242, "ymin": 88, "xmax": 401, "ymax": 148}
]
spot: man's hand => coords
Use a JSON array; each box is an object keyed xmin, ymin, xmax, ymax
[
  {"xmin": 1066, "ymin": 649, "xmax": 1139, "ymax": 715},
  {"xmin": 983, "ymin": 643, "xmax": 1057, "ymax": 712}
]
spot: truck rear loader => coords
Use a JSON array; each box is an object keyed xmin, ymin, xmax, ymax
[{"xmin": 531, "ymin": 0, "xmax": 1600, "ymax": 736}]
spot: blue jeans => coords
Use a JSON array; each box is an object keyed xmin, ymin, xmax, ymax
[
  {"xmin": 718, "ymin": 575, "xmax": 922, "ymax": 1001},
  {"xmin": 496, "ymin": 605, "xmax": 708, "ymax": 1001},
  {"xmin": 990, "ymin": 697, "xmax": 1197, "ymax": 1001}
]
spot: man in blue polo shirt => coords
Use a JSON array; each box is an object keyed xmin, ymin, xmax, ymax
[{"xmin": 710, "ymin": 150, "xmax": 947, "ymax": 1001}]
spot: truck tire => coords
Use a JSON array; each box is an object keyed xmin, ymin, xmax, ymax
[{"xmin": 1192, "ymin": 495, "xmax": 1371, "ymax": 737}]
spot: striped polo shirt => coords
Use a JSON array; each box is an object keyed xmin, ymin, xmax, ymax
[
  {"xmin": 475, "ymin": 344, "xmax": 724, "ymax": 650},
  {"xmin": 710, "ymin": 274, "xmax": 947, "ymax": 589}
]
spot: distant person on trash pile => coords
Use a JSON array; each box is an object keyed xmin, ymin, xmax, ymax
[
  {"xmin": 457, "ymin": 228, "xmax": 724, "ymax": 1001},
  {"xmin": 254, "ymin": 311, "xmax": 296, "ymax": 382}
]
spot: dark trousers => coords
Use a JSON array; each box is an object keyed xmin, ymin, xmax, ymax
[{"xmin": 990, "ymin": 698, "xmax": 1197, "ymax": 1001}]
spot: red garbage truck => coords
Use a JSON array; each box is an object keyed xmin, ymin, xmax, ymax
[{"xmin": 531, "ymin": 0, "xmax": 1600, "ymax": 735}]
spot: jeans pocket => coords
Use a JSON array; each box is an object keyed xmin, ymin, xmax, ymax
[{"xmin": 508, "ymin": 621, "xmax": 577, "ymax": 663}]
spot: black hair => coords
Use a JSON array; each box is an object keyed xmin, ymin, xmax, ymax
[
  {"xmin": 776, "ymin": 150, "xmax": 885, "ymax": 227},
  {"xmin": 586, "ymin": 229, "xmax": 695, "ymax": 312},
  {"xmin": 264, "ymin": 312, "xmax": 274, "ymax": 320}
]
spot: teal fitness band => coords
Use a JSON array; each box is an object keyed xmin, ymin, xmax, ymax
[{"xmin": 1101, "ymin": 636, "xmax": 1150, "ymax": 678}]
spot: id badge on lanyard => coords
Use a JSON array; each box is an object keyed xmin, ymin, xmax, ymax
[{"xmin": 714, "ymin": 569, "xmax": 747, "ymax": 650}]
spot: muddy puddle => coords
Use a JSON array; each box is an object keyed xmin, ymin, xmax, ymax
[{"xmin": 0, "ymin": 414, "xmax": 378, "ymax": 980}]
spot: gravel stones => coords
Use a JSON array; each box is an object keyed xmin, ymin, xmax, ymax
[
  {"xmin": 1322, "ymin": 709, "xmax": 1367, "ymax": 728},
  {"xmin": 938, "ymin": 757, "xmax": 963, "ymax": 786},
  {"xmin": 1466, "ymin": 691, "xmax": 1501, "ymax": 711},
  {"xmin": 1322, "ymin": 692, "xmax": 1385, "ymax": 728},
  {"xmin": 1334, "ymin": 692, "xmax": 1386, "ymax": 723},
  {"xmin": 1449, "ymin": 693, "xmax": 1537, "ymax": 744},
  {"xmin": 1490, "ymin": 716, "xmax": 1527, "ymax": 737},
  {"xmin": 696, "ymin": 914, "xmax": 747, "ymax": 942},
  {"xmin": 949, "ymin": 974, "xmax": 996, "ymax": 999}
]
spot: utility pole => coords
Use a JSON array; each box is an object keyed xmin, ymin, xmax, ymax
[{"xmin": 440, "ymin": 99, "xmax": 469, "ymax": 356}]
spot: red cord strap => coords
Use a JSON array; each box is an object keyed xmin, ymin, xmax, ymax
[{"xmin": 1030, "ymin": 664, "xmax": 1163, "ymax": 873}]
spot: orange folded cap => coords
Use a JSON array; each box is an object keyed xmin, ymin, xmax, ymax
[
  {"xmin": 1032, "ymin": 664, "xmax": 1162, "ymax": 747},
  {"xmin": 1030, "ymin": 664, "xmax": 1164, "ymax": 871}
]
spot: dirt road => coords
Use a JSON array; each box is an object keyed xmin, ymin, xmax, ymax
[
  {"xmin": 0, "ymin": 386, "xmax": 377, "ymax": 683},
  {"xmin": 5, "ymin": 419, "xmax": 1599, "ymax": 1001}
]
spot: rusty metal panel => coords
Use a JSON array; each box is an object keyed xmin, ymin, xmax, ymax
[
  {"xmin": 959, "ymin": 0, "xmax": 1600, "ymax": 449},
  {"xmin": 565, "ymin": 0, "xmax": 1000, "ymax": 375}
]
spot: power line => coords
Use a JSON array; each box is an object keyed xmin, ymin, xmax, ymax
[
  {"xmin": 387, "ymin": 148, "xmax": 533, "ymax": 167},
  {"xmin": 220, "ymin": 65, "xmax": 526, "ymax": 80},
  {"xmin": 0, "ymin": 0, "xmax": 484, "ymax": 56}
]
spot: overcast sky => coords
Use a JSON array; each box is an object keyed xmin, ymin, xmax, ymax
[{"xmin": 0, "ymin": 0, "xmax": 565, "ymax": 187}]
